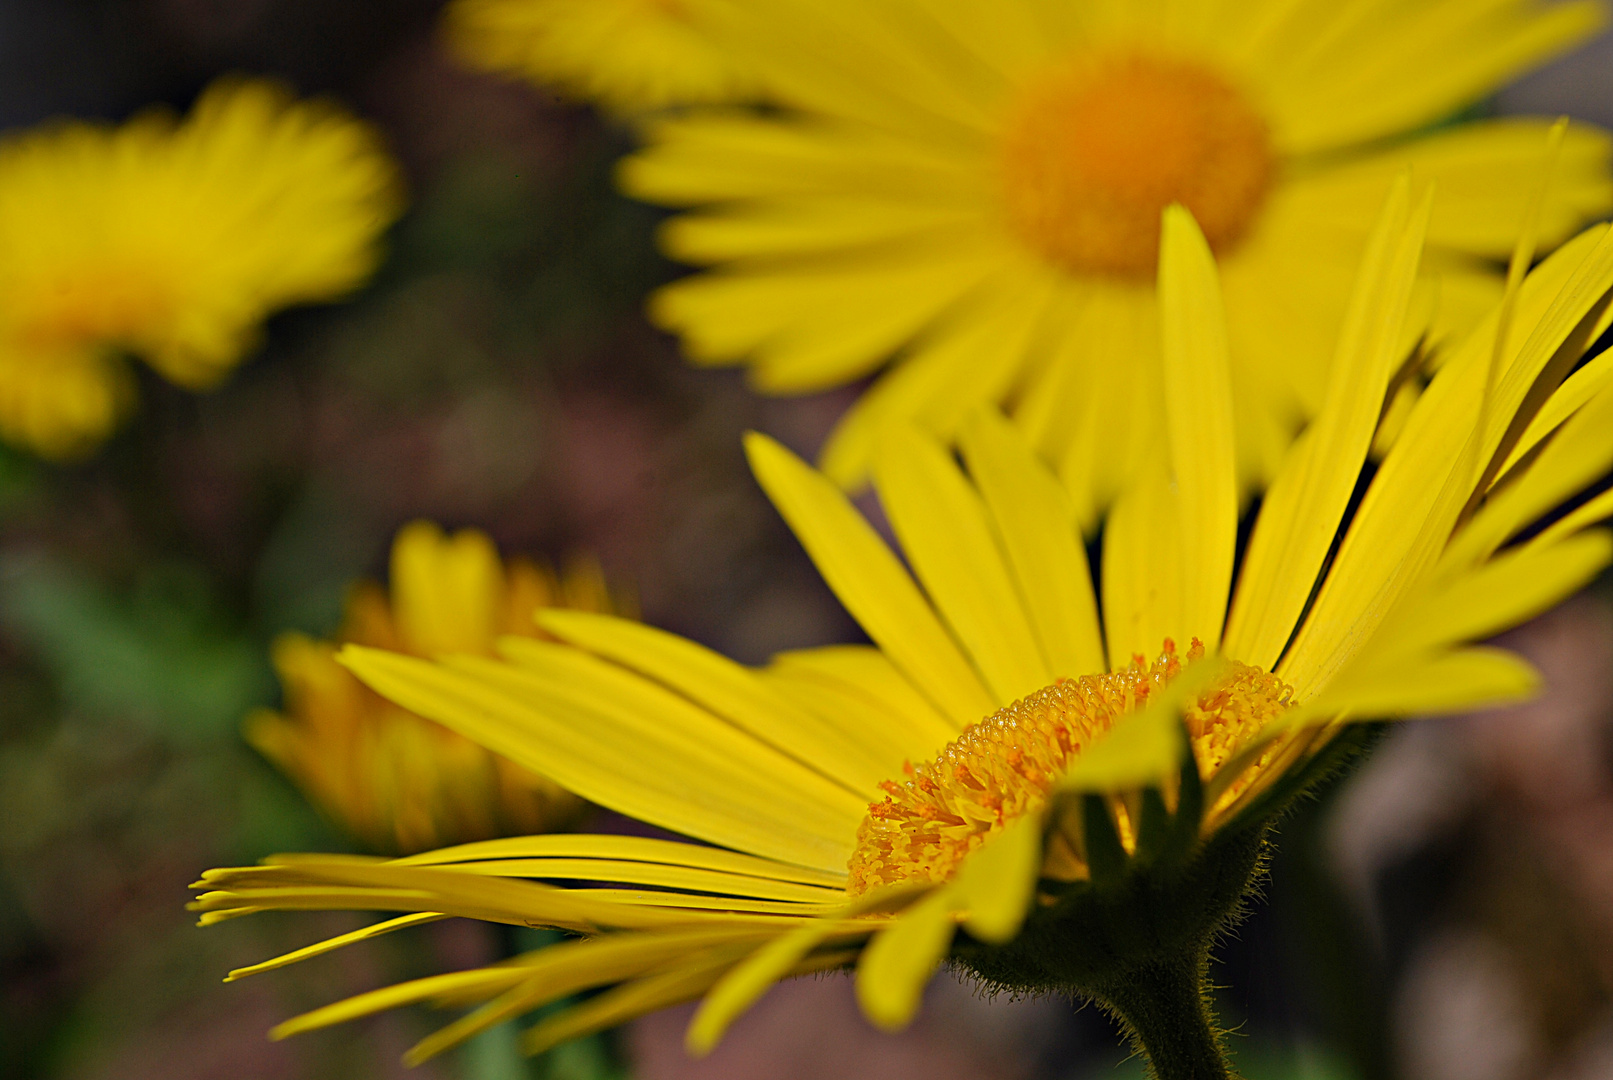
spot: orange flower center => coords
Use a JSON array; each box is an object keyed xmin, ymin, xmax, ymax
[
  {"xmin": 14, "ymin": 265, "xmax": 173, "ymax": 353},
  {"xmin": 999, "ymin": 51, "xmax": 1274, "ymax": 278},
  {"xmin": 847, "ymin": 639, "xmax": 1293, "ymax": 895}
]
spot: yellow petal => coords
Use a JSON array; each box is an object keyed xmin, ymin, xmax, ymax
[
  {"xmin": 1306, "ymin": 646, "xmax": 1541, "ymax": 719},
  {"xmin": 437, "ymin": 858, "xmax": 844, "ymax": 904},
  {"xmin": 390, "ymin": 521, "xmax": 502, "ymax": 655},
  {"xmin": 855, "ymin": 887, "xmax": 958, "ymax": 1031},
  {"xmin": 224, "ymin": 912, "xmax": 447, "ymax": 982},
  {"xmin": 873, "ymin": 422, "xmax": 1050, "ymax": 703},
  {"xmin": 958, "ymin": 408, "xmax": 1106, "ymax": 678},
  {"xmin": 525, "ymin": 948, "xmax": 754, "ymax": 1056},
  {"xmin": 817, "ymin": 259, "xmax": 1058, "ymax": 489},
  {"xmin": 745, "ymin": 432, "xmax": 996, "ymax": 727},
  {"xmin": 1101, "ymin": 455, "xmax": 1185, "ymax": 666},
  {"xmin": 533, "ymin": 609, "xmax": 885, "ymax": 796},
  {"xmin": 393, "ymin": 832, "xmax": 847, "ymax": 888},
  {"xmin": 1281, "ymin": 223, "xmax": 1613, "ymax": 699},
  {"xmin": 1378, "ymin": 531, "xmax": 1613, "ymax": 659},
  {"xmin": 340, "ymin": 645, "xmax": 859, "ymax": 872},
  {"xmin": 1158, "ymin": 204, "xmax": 1238, "ymax": 646},
  {"xmin": 649, "ymin": 234, "xmax": 1005, "ymax": 390},
  {"xmin": 767, "ymin": 643, "xmax": 960, "ymax": 741},
  {"xmin": 1224, "ymin": 176, "xmax": 1431, "ymax": 668},
  {"xmin": 688, "ymin": 887, "xmax": 917, "ymax": 1054},
  {"xmin": 951, "ymin": 813, "xmax": 1041, "ymax": 944},
  {"xmin": 270, "ymin": 968, "xmax": 532, "ymax": 1040},
  {"xmin": 1445, "ymin": 383, "xmax": 1613, "ymax": 572},
  {"xmin": 1493, "ymin": 340, "xmax": 1613, "ymax": 481}
]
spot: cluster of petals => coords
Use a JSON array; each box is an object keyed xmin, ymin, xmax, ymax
[{"xmin": 194, "ymin": 183, "xmax": 1613, "ymax": 1058}]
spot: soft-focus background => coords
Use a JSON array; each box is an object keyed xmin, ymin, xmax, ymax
[{"xmin": 1, "ymin": 4, "xmax": 1612, "ymax": 1079}]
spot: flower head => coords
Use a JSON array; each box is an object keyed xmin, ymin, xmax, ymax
[
  {"xmin": 194, "ymin": 194, "xmax": 1613, "ymax": 1069},
  {"xmin": 0, "ymin": 78, "xmax": 403, "ymax": 458},
  {"xmin": 620, "ymin": 0, "xmax": 1613, "ymax": 519},
  {"xmin": 444, "ymin": 0, "xmax": 760, "ymax": 113},
  {"xmin": 247, "ymin": 521, "xmax": 627, "ymax": 854}
]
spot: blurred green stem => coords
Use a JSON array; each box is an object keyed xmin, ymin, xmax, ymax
[{"xmin": 1093, "ymin": 949, "xmax": 1238, "ymax": 1080}]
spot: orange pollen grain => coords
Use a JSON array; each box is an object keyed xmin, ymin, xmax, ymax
[
  {"xmin": 846, "ymin": 638, "xmax": 1294, "ymax": 895},
  {"xmin": 999, "ymin": 50, "xmax": 1274, "ymax": 278}
]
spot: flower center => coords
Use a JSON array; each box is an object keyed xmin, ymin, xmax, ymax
[
  {"xmin": 998, "ymin": 51, "xmax": 1274, "ymax": 278},
  {"xmin": 15, "ymin": 265, "xmax": 173, "ymax": 353},
  {"xmin": 847, "ymin": 639, "xmax": 1294, "ymax": 895}
]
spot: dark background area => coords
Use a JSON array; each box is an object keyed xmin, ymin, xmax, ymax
[{"xmin": 0, "ymin": 4, "xmax": 1610, "ymax": 1079}]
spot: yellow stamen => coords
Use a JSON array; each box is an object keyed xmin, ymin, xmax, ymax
[
  {"xmin": 999, "ymin": 51, "xmax": 1274, "ymax": 278},
  {"xmin": 848, "ymin": 639, "xmax": 1293, "ymax": 894}
]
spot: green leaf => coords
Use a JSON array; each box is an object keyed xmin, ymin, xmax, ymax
[{"xmin": 0, "ymin": 555, "xmax": 271, "ymax": 740}]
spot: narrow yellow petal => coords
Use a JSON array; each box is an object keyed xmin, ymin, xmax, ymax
[
  {"xmin": 1494, "ymin": 341, "xmax": 1613, "ymax": 481},
  {"xmin": 224, "ymin": 912, "xmax": 446, "ymax": 982},
  {"xmin": 619, "ymin": 112, "xmax": 979, "ymax": 209},
  {"xmin": 271, "ymin": 968, "xmax": 531, "ymax": 1039},
  {"xmin": 1524, "ymin": 485, "xmax": 1613, "ymax": 553},
  {"xmin": 1101, "ymin": 455, "xmax": 1185, "ymax": 666},
  {"xmin": 951, "ymin": 813, "xmax": 1041, "ymax": 945},
  {"xmin": 408, "ymin": 927, "xmax": 782, "ymax": 1062},
  {"xmin": 958, "ymin": 408, "xmax": 1106, "ymax": 678},
  {"xmin": 767, "ymin": 643, "xmax": 960, "ymax": 741},
  {"xmin": 390, "ymin": 521, "xmax": 502, "ymax": 655},
  {"xmin": 438, "ymin": 858, "xmax": 845, "ymax": 904},
  {"xmin": 1444, "ymin": 383, "xmax": 1613, "ymax": 571},
  {"xmin": 1280, "ymin": 224, "xmax": 1613, "ymax": 699},
  {"xmin": 1158, "ymin": 205, "xmax": 1237, "ymax": 646},
  {"xmin": 534, "ymin": 609, "xmax": 885, "ymax": 796},
  {"xmin": 393, "ymin": 832, "xmax": 848, "ymax": 888},
  {"xmin": 1379, "ymin": 531, "xmax": 1613, "ymax": 659},
  {"xmin": 855, "ymin": 887, "xmax": 959, "ymax": 1031},
  {"xmin": 760, "ymin": 665, "xmax": 949, "ymax": 785},
  {"xmin": 745, "ymin": 432, "xmax": 996, "ymax": 727},
  {"xmin": 816, "ymin": 260, "xmax": 1057, "ymax": 490},
  {"xmin": 525, "ymin": 949, "xmax": 747, "ymax": 1056},
  {"xmin": 1305, "ymin": 646, "xmax": 1541, "ymax": 719},
  {"xmin": 1224, "ymin": 177, "xmax": 1431, "ymax": 669},
  {"xmin": 688, "ymin": 892, "xmax": 914, "ymax": 1054},
  {"xmin": 873, "ymin": 423, "xmax": 1050, "ymax": 704},
  {"xmin": 340, "ymin": 645, "xmax": 859, "ymax": 872}
]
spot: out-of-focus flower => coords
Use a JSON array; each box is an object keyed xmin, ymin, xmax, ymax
[
  {"xmin": 0, "ymin": 77, "xmax": 403, "ymax": 459},
  {"xmin": 197, "ymin": 200, "xmax": 1613, "ymax": 1076},
  {"xmin": 444, "ymin": 0, "xmax": 760, "ymax": 113},
  {"xmin": 621, "ymin": 0, "xmax": 1613, "ymax": 517},
  {"xmin": 246, "ymin": 521, "xmax": 626, "ymax": 855}
]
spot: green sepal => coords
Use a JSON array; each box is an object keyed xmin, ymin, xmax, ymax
[
  {"xmin": 1157, "ymin": 726, "xmax": 1206, "ymax": 868},
  {"xmin": 1082, "ymin": 794, "xmax": 1129, "ymax": 886},
  {"xmin": 1130, "ymin": 786, "xmax": 1174, "ymax": 869}
]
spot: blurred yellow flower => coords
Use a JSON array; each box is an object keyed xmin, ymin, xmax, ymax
[
  {"xmin": 0, "ymin": 77, "xmax": 403, "ymax": 459},
  {"xmin": 197, "ymin": 198, "xmax": 1613, "ymax": 1072},
  {"xmin": 622, "ymin": 0, "xmax": 1613, "ymax": 520},
  {"xmin": 246, "ymin": 521, "xmax": 626, "ymax": 855},
  {"xmin": 445, "ymin": 0, "xmax": 759, "ymax": 112}
]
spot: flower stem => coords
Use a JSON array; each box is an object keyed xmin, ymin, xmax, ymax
[{"xmin": 1092, "ymin": 950, "xmax": 1237, "ymax": 1080}]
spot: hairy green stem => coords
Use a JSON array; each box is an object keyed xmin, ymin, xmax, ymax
[{"xmin": 1092, "ymin": 950, "xmax": 1237, "ymax": 1080}]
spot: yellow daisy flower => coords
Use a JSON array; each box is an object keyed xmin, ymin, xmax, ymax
[
  {"xmin": 444, "ymin": 0, "xmax": 760, "ymax": 112},
  {"xmin": 620, "ymin": 0, "xmax": 1613, "ymax": 522},
  {"xmin": 247, "ymin": 521, "xmax": 628, "ymax": 855},
  {"xmin": 0, "ymin": 77, "xmax": 403, "ymax": 459},
  {"xmin": 195, "ymin": 200, "xmax": 1613, "ymax": 1076}
]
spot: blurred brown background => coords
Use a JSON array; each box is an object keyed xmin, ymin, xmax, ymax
[{"xmin": 0, "ymin": 4, "xmax": 1610, "ymax": 1079}]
